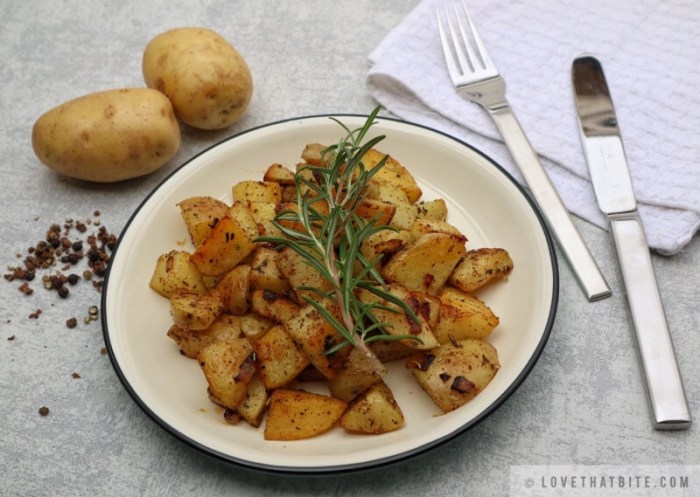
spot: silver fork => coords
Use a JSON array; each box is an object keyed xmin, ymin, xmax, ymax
[{"xmin": 437, "ymin": 1, "xmax": 611, "ymax": 302}]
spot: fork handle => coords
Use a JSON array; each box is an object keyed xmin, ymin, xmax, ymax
[{"xmin": 489, "ymin": 106, "xmax": 611, "ymax": 301}]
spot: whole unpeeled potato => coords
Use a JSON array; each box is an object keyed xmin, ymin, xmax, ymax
[
  {"xmin": 142, "ymin": 27, "xmax": 253, "ymax": 130},
  {"xmin": 32, "ymin": 88, "xmax": 181, "ymax": 182}
]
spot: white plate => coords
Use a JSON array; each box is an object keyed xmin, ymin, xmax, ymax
[{"xmin": 102, "ymin": 114, "xmax": 558, "ymax": 474}]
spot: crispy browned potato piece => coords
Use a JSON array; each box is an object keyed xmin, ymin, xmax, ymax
[
  {"xmin": 283, "ymin": 305, "xmax": 349, "ymax": 379},
  {"xmin": 167, "ymin": 313, "xmax": 242, "ymax": 358},
  {"xmin": 249, "ymin": 247, "xmax": 291, "ymax": 295},
  {"xmin": 215, "ymin": 264, "xmax": 251, "ymax": 315},
  {"xmin": 357, "ymin": 284, "xmax": 439, "ymax": 350},
  {"xmin": 169, "ymin": 289, "xmax": 224, "ymax": 331},
  {"xmin": 276, "ymin": 246, "xmax": 333, "ymax": 305},
  {"xmin": 236, "ymin": 375, "xmax": 268, "ymax": 428},
  {"xmin": 448, "ymin": 248, "xmax": 514, "ymax": 293},
  {"xmin": 198, "ymin": 338, "xmax": 256, "ymax": 410},
  {"xmin": 382, "ymin": 233, "xmax": 466, "ymax": 296},
  {"xmin": 149, "ymin": 250, "xmax": 207, "ymax": 297},
  {"xmin": 434, "ymin": 287, "xmax": 499, "ymax": 343},
  {"xmin": 189, "ymin": 214, "xmax": 257, "ymax": 276},
  {"xmin": 354, "ymin": 198, "xmax": 396, "ymax": 226},
  {"xmin": 360, "ymin": 148, "xmax": 422, "ymax": 204},
  {"xmin": 328, "ymin": 346, "xmax": 387, "ymax": 402},
  {"xmin": 406, "ymin": 338, "xmax": 500, "ymax": 413},
  {"xmin": 177, "ymin": 196, "xmax": 230, "ymax": 247},
  {"xmin": 250, "ymin": 289, "xmax": 301, "ymax": 324},
  {"xmin": 415, "ymin": 198, "xmax": 448, "ymax": 221},
  {"xmin": 339, "ymin": 380, "xmax": 405, "ymax": 434},
  {"xmin": 246, "ymin": 201, "xmax": 284, "ymax": 238},
  {"xmin": 253, "ymin": 325, "xmax": 310, "ymax": 389},
  {"xmin": 264, "ymin": 389, "xmax": 347, "ymax": 441},
  {"xmin": 262, "ymin": 163, "xmax": 296, "ymax": 186},
  {"xmin": 232, "ymin": 180, "xmax": 282, "ymax": 204}
]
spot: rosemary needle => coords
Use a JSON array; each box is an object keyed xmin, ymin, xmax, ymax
[{"xmin": 257, "ymin": 107, "xmax": 421, "ymax": 354}]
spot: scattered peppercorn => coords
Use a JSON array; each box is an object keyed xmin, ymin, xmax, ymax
[
  {"xmin": 71, "ymin": 372, "xmax": 81, "ymax": 379},
  {"xmin": 38, "ymin": 406, "xmax": 50, "ymax": 416},
  {"xmin": 66, "ymin": 317, "xmax": 78, "ymax": 329}
]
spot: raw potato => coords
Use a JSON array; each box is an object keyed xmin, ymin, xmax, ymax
[
  {"xmin": 32, "ymin": 88, "xmax": 180, "ymax": 182},
  {"xmin": 142, "ymin": 27, "xmax": 253, "ymax": 130}
]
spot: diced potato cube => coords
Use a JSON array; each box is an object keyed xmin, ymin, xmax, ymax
[
  {"xmin": 360, "ymin": 148, "xmax": 422, "ymax": 204},
  {"xmin": 253, "ymin": 325, "xmax": 310, "ymax": 389},
  {"xmin": 189, "ymin": 214, "xmax": 257, "ymax": 276},
  {"xmin": 408, "ymin": 218, "xmax": 466, "ymax": 241},
  {"xmin": 264, "ymin": 389, "xmax": 347, "ymax": 441},
  {"xmin": 448, "ymin": 248, "xmax": 514, "ymax": 293},
  {"xmin": 276, "ymin": 246, "xmax": 333, "ymax": 305},
  {"xmin": 357, "ymin": 284, "xmax": 438, "ymax": 350},
  {"xmin": 169, "ymin": 289, "xmax": 224, "ymax": 331},
  {"xmin": 215, "ymin": 264, "xmax": 251, "ymax": 315},
  {"xmin": 382, "ymin": 233, "xmax": 466, "ymax": 296},
  {"xmin": 263, "ymin": 163, "xmax": 296, "ymax": 185},
  {"xmin": 339, "ymin": 380, "xmax": 405, "ymax": 434},
  {"xmin": 150, "ymin": 250, "xmax": 208, "ymax": 298},
  {"xmin": 167, "ymin": 313, "xmax": 242, "ymax": 358},
  {"xmin": 434, "ymin": 287, "xmax": 499, "ymax": 343},
  {"xmin": 376, "ymin": 185, "xmax": 416, "ymax": 230},
  {"xmin": 232, "ymin": 180, "xmax": 282, "ymax": 204},
  {"xmin": 240, "ymin": 312, "xmax": 275, "ymax": 339},
  {"xmin": 177, "ymin": 196, "xmax": 230, "ymax": 247},
  {"xmin": 354, "ymin": 198, "xmax": 395, "ymax": 226},
  {"xmin": 360, "ymin": 229, "xmax": 414, "ymax": 267},
  {"xmin": 249, "ymin": 247, "xmax": 291, "ymax": 295},
  {"xmin": 198, "ymin": 338, "xmax": 256, "ymax": 410},
  {"xmin": 250, "ymin": 289, "xmax": 301, "ymax": 324},
  {"xmin": 236, "ymin": 375, "xmax": 268, "ymax": 427},
  {"xmin": 415, "ymin": 198, "xmax": 448, "ymax": 221},
  {"xmin": 283, "ymin": 305, "xmax": 349, "ymax": 379},
  {"xmin": 328, "ymin": 346, "xmax": 387, "ymax": 402},
  {"xmin": 406, "ymin": 338, "xmax": 500, "ymax": 413}
]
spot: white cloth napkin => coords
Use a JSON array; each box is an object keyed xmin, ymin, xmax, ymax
[{"xmin": 368, "ymin": 0, "xmax": 700, "ymax": 255}]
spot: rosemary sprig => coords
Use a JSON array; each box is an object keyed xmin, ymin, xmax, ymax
[{"xmin": 257, "ymin": 107, "xmax": 421, "ymax": 355}]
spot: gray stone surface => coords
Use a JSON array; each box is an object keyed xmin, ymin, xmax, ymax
[{"xmin": 1, "ymin": 1, "xmax": 697, "ymax": 496}]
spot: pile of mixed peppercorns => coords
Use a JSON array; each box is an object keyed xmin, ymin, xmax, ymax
[{"xmin": 3, "ymin": 211, "xmax": 118, "ymax": 326}]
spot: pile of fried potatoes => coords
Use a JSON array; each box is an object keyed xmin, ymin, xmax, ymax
[{"xmin": 149, "ymin": 143, "xmax": 514, "ymax": 441}]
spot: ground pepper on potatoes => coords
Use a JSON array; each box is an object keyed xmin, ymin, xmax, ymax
[{"xmin": 150, "ymin": 125, "xmax": 514, "ymax": 441}]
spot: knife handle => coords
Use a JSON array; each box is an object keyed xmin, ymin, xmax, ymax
[
  {"xmin": 490, "ymin": 107, "xmax": 611, "ymax": 301},
  {"xmin": 609, "ymin": 213, "xmax": 691, "ymax": 430}
]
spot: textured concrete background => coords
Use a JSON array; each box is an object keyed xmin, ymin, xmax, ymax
[{"xmin": 1, "ymin": 1, "xmax": 697, "ymax": 496}]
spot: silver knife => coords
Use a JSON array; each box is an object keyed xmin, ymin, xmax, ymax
[{"xmin": 572, "ymin": 54, "xmax": 691, "ymax": 430}]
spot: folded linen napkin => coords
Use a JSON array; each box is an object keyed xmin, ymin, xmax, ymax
[{"xmin": 368, "ymin": 0, "xmax": 700, "ymax": 255}]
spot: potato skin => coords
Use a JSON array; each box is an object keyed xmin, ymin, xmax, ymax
[
  {"xmin": 142, "ymin": 27, "xmax": 253, "ymax": 130},
  {"xmin": 32, "ymin": 88, "xmax": 180, "ymax": 182}
]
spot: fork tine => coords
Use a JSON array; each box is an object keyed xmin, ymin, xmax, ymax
[
  {"xmin": 436, "ymin": 8, "xmax": 463, "ymax": 80},
  {"xmin": 457, "ymin": 0, "xmax": 494, "ymax": 71},
  {"xmin": 450, "ymin": 2, "xmax": 478, "ymax": 73}
]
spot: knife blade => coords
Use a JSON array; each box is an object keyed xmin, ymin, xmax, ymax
[{"xmin": 572, "ymin": 54, "xmax": 691, "ymax": 430}]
